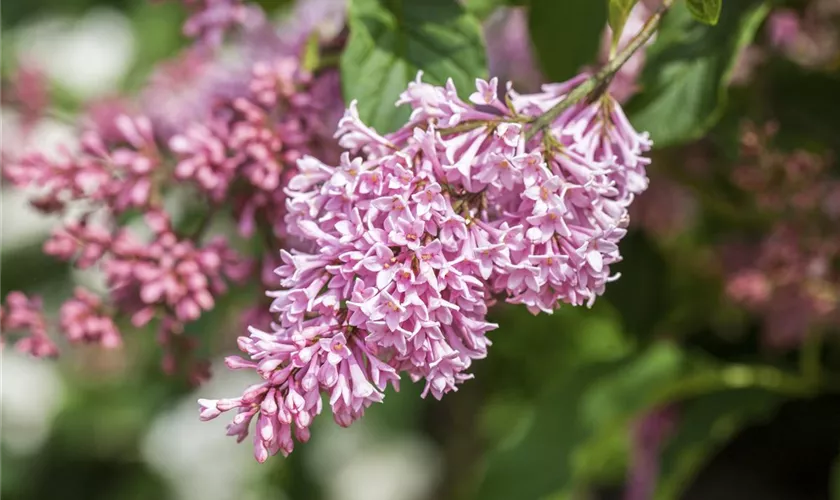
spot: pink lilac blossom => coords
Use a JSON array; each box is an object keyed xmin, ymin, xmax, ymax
[
  {"xmin": 768, "ymin": 9, "xmax": 802, "ymax": 49},
  {"xmin": 141, "ymin": 49, "xmax": 249, "ymax": 140},
  {"xmin": 201, "ymin": 72, "xmax": 652, "ymax": 461},
  {"xmin": 3, "ymin": 112, "xmax": 250, "ymax": 372},
  {"xmin": 40, "ymin": 210, "xmax": 251, "ymax": 327},
  {"xmin": 83, "ymin": 97, "xmax": 137, "ymax": 145},
  {"xmin": 770, "ymin": 4, "xmax": 840, "ymax": 68}
]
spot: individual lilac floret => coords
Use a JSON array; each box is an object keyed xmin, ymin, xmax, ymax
[{"xmin": 202, "ymin": 72, "xmax": 652, "ymax": 461}]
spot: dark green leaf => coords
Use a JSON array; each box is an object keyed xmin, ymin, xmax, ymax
[
  {"xmin": 341, "ymin": 0, "xmax": 487, "ymax": 133},
  {"xmin": 655, "ymin": 389, "xmax": 784, "ymax": 499},
  {"xmin": 528, "ymin": 0, "xmax": 607, "ymax": 82},
  {"xmin": 687, "ymin": 0, "xmax": 723, "ymax": 25},
  {"xmin": 627, "ymin": 1, "xmax": 770, "ymax": 147},
  {"xmin": 608, "ymin": 0, "xmax": 640, "ymax": 49},
  {"xmin": 475, "ymin": 343, "xmax": 687, "ymax": 500}
]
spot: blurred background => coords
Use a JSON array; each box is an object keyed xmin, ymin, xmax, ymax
[{"xmin": 2, "ymin": 0, "xmax": 840, "ymax": 499}]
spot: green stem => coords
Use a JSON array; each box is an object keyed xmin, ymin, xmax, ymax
[{"xmin": 524, "ymin": 0, "xmax": 675, "ymax": 141}]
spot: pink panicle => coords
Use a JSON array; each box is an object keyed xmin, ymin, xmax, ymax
[{"xmin": 202, "ymin": 72, "xmax": 652, "ymax": 461}]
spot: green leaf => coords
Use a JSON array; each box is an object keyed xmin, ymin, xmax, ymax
[
  {"xmin": 528, "ymin": 0, "xmax": 607, "ymax": 82},
  {"xmin": 341, "ymin": 0, "xmax": 487, "ymax": 133},
  {"xmin": 608, "ymin": 0, "xmax": 640, "ymax": 49},
  {"xmin": 627, "ymin": 0, "xmax": 770, "ymax": 147},
  {"xmin": 654, "ymin": 389, "xmax": 784, "ymax": 499},
  {"xmin": 687, "ymin": 0, "xmax": 723, "ymax": 25},
  {"xmin": 475, "ymin": 343, "xmax": 687, "ymax": 500}
]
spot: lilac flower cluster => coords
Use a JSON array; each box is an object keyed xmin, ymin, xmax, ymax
[
  {"xmin": 200, "ymin": 73, "xmax": 652, "ymax": 460},
  {"xmin": 2, "ymin": 0, "xmax": 343, "ymax": 379},
  {"xmin": 723, "ymin": 122, "xmax": 840, "ymax": 348}
]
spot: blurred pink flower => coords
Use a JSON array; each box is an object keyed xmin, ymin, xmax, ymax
[
  {"xmin": 60, "ymin": 288, "xmax": 122, "ymax": 348},
  {"xmin": 768, "ymin": 9, "xmax": 802, "ymax": 49},
  {"xmin": 1, "ymin": 292, "xmax": 58, "ymax": 358}
]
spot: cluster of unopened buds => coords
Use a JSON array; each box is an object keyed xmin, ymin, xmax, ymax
[{"xmin": 199, "ymin": 73, "xmax": 652, "ymax": 460}]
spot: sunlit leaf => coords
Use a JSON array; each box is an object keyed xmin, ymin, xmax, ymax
[
  {"xmin": 341, "ymin": 0, "xmax": 487, "ymax": 133},
  {"xmin": 687, "ymin": 0, "xmax": 723, "ymax": 25}
]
